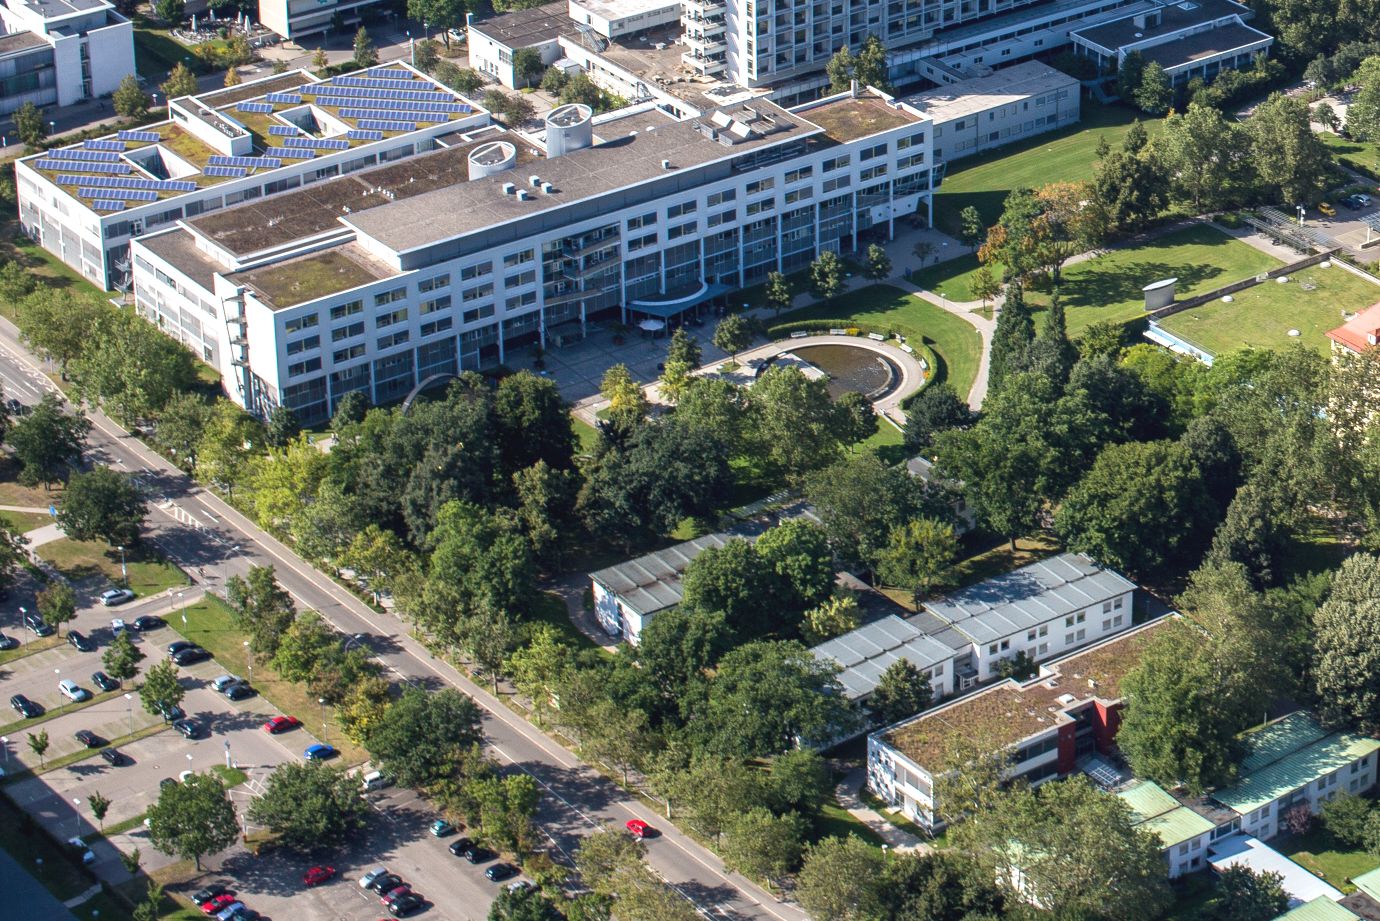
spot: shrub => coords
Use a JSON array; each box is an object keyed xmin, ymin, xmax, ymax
[
  {"xmin": 1283, "ymin": 804, "xmax": 1313, "ymax": 837},
  {"xmin": 1322, "ymin": 793, "xmax": 1372, "ymax": 847}
]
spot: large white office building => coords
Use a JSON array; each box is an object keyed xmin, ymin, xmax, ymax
[
  {"xmin": 0, "ymin": 0, "xmax": 133, "ymax": 116},
  {"xmin": 39, "ymin": 67, "xmax": 937, "ymax": 425}
]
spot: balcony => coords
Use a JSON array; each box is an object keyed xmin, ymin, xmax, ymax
[
  {"xmin": 685, "ymin": 33, "xmax": 727, "ymax": 53},
  {"xmin": 560, "ymin": 234, "xmax": 619, "ymax": 259}
]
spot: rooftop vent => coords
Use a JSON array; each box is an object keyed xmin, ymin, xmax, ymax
[
  {"xmin": 529, "ymin": 174, "xmax": 541, "ymax": 187},
  {"xmin": 541, "ymin": 182, "xmax": 554, "ymax": 194},
  {"xmin": 516, "ymin": 189, "xmax": 530, "ymax": 201},
  {"xmin": 501, "ymin": 181, "xmax": 516, "ymax": 195},
  {"xmin": 661, "ymin": 159, "xmax": 672, "ymax": 170}
]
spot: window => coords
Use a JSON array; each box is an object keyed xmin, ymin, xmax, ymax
[
  {"xmin": 377, "ymin": 331, "xmax": 410, "ymax": 349},
  {"xmin": 746, "ymin": 198, "xmax": 775, "ymax": 216},
  {"xmin": 668, "ymin": 221, "xmax": 696, "ymax": 239},
  {"xmin": 1065, "ymin": 632, "xmax": 1074, "ymax": 646},
  {"xmin": 420, "ymin": 295, "xmax": 451, "ymax": 315},
  {"xmin": 1112, "ymin": 615, "xmax": 1122, "ymax": 628},
  {"xmin": 628, "ymin": 232, "xmax": 657, "ymax": 252},
  {"xmin": 459, "ymin": 261, "xmax": 492, "ymax": 281},
  {"xmin": 784, "ymin": 187, "xmax": 813, "ymax": 204},
  {"xmin": 463, "ymin": 304, "xmax": 496, "ymax": 324},
  {"xmin": 860, "ymin": 164, "xmax": 888, "ymax": 182},
  {"xmin": 284, "ymin": 314, "xmax": 318, "ymax": 334},
  {"xmin": 334, "ymin": 344, "xmax": 365, "ymax": 362},
  {"xmin": 286, "ymin": 335, "xmax": 319, "ymax": 355},
  {"xmin": 746, "ymin": 177, "xmax": 774, "ymax": 195},
  {"xmin": 1114, "ymin": 597, "xmax": 1124, "ymax": 610},
  {"xmin": 1037, "ymin": 642, "xmax": 1048, "ymax": 655},
  {"xmin": 822, "ymin": 154, "xmax": 850, "ymax": 172},
  {"xmin": 330, "ymin": 300, "xmax": 363, "ymax": 320},
  {"xmin": 374, "ymin": 287, "xmax": 406, "ymax": 307},
  {"xmin": 988, "ymin": 644, "xmax": 998, "ymax": 655},
  {"xmin": 627, "ymin": 212, "xmax": 657, "ymax": 230},
  {"xmin": 504, "ymin": 249, "xmax": 534, "ymax": 267},
  {"xmin": 708, "ymin": 209, "xmax": 736, "ymax": 227},
  {"xmin": 707, "ymin": 189, "xmax": 736, "ymax": 207},
  {"xmin": 1065, "ymin": 615, "xmax": 1075, "ymax": 627},
  {"xmin": 1076, "ymin": 612, "xmax": 1086, "ymax": 624},
  {"xmin": 1102, "ymin": 619, "xmax": 1111, "ymax": 632},
  {"xmin": 1027, "ymin": 630, "xmax": 1036, "ymax": 642},
  {"xmin": 1102, "ymin": 601, "xmax": 1112, "ymax": 614},
  {"xmin": 784, "ymin": 165, "xmax": 812, "ymax": 183},
  {"xmin": 506, "ymin": 291, "xmax": 536, "ymax": 311},
  {"xmin": 288, "ymin": 357, "xmax": 321, "ymax": 377},
  {"xmin": 462, "ymin": 283, "xmax": 494, "ymax": 303},
  {"xmin": 420, "ymin": 317, "xmax": 452, "ymax": 337},
  {"xmin": 896, "ymin": 130, "xmax": 925, "ymax": 150},
  {"xmin": 1076, "ymin": 628, "xmax": 1085, "ymax": 642},
  {"xmin": 1000, "ymin": 639, "xmax": 1010, "ymax": 651},
  {"xmin": 860, "ymin": 142, "xmax": 886, "ymax": 160},
  {"xmin": 667, "ymin": 201, "xmax": 697, "ymax": 218},
  {"xmin": 332, "ymin": 322, "xmax": 364, "ymax": 342},
  {"xmin": 418, "ymin": 274, "xmax": 449, "ymax": 293},
  {"xmin": 1039, "ymin": 625, "xmax": 1048, "ymax": 637},
  {"xmin": 505, "ymin": 270, "xmax": 535, "ymax": 288},
  {"xmin": 377, "ymin": 308, "xmax": 408, "ymax": 327}
]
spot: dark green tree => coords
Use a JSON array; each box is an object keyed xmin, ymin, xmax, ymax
[
  {"xmin": 366, "ymin": 687, "xmax": 483, "ymax": 787},
  {"xmin": 711, "ymin": 313, "xmax": 754, "ymax": 363},
  {"xmin": 1134, "ymin": 61, "xmax": 1173, "ymax": 114},
  {"xmin": 226, "ymin": 565, "xmax": 296, "ymax": 658},
  {"xmin": 352, "ymin": 26, "xmax": 378, "ymax": 68},
  {"xmin": 113, "ymin": 75, "xmax": 150, "ymax": 118},
  {"xmin": 36, "ymin": 581, "xmax": 77, "ymax": 635},
  {"xmin": 263, "ymin": 405, "xmax": 301, "ymax": 448},
  {"xmin": 987, "ymin": 283, "xmax": 1034, "ymax": 394},
  {"xmin": 869, "ymin": 658, "xmax": 933, "ymax": 725},
  {"xmin": 1213, "ymin": 865, "xmax": 1289, "ymax": 921},
  {"xmin": 14, "ymin": 101, "xmax": 47, "ymax": 148},
  {"xmin": 139, "ymin": 660, "xmax": 185, "ymax": 720},
  {"xmin": 160, "ymin": 62, "xmax": 197, "ymax": 99},
  {"xmin": 246, "ymin": 761, "xmax": 369, "ymax": 851},
  {"xmin": 56, "ymin": 467, "xmax": 146, "ymax": 546},
  {"xmin": 1315, "ymin": 553, "xmax": 1380, "ymax": 733},
  {"xmin": 809, "ymin": 249, "xmax": 844, "ymax": 301},
  {"xmin": 7, "ymin": 393, "xmax": 89, "ymax": 487},
  {"xmin": 146, "ymin": 773, "xmax": 238, "ymax": 870},
  {"xmin": 102, "ymin": 628, "xmax": 145, "ymax": 681},
  {"xmin": 902, "ymin": 383, "xmax": 972, "ymax": 451}
]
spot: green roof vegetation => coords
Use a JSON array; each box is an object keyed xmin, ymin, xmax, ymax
[{"xmin": 233, "ymin": 247, "xmax": 388, "ymax": 309}]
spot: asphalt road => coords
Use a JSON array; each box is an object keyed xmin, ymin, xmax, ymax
[{"xmin": 0, "ymin": 316, "xmax": 806, "ymax": 921}]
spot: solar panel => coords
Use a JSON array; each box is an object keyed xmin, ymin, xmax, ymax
[
  {"xmin": 283, "ymin": 137, "xmax": 315, "ymax": 148},
  {"xmin": 346, "ymin": 129, "xmax": 384, "ymax": 141},
  {"xmin": 207, "ymin": 155, "xmax": 281, "ymax": 170},
  {"xmin": 84, "ymin": 139, "xmax": 125, "ymax": 152},
  {"xmin": 315, "ymin": 138, "xmax": 350, "ymax": 150},
  {"xmin": 358, "ymin": 118, "xmax": 416, "ymax": 132},
  {"xmin": 264, "ymin": 147, "xmax": 315, "ymax": 159},
  {"xmin": 372, "ymin": 68, "xmax": 413, "ymax": 78},
  {"xmin": 268, "ymin": 125, "xmax": 299, "ymax": 136},
  {"xmin": 237, "ymin": 101, "xmax": 273, "ymax": 113},
  {"xmin": 92, "ymin": 199, "xmax": 126, "ymax": 212},
  {"xmin": 118, "ymin": 129, "xmax": 160, "ymax": 143},
  {"xmin": 49, "ymin": 149, "xmax": 122, "ymax": 162},
  {"xmin": 163, "ymin": 179, "xmax": 198, "ymax": 192},
  {"xmin": 32, "ymin": 159, "xmax": 131, "ymax": 174},
  {"xmin": 126, "ymin": 189, "xmax": 161, "ymax": 201},
  {"xmin": 204, "ymin": 165, "xmax": 248, "ymax": 178},
  {"xmin": 265, "ymin": 93, "xmax": 302, "ymax": 104}
]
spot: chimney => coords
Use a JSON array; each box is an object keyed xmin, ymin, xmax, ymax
[{"xmin": 850, "ymin": 77, "xmax": 859, "ymax": 97}]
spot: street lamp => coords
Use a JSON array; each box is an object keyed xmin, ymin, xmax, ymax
[
  {"xmin": 72, "ymin": 797, "xmax": 81, "ymax": 837},
  {"xmin": 123, "ymin": 693, "xmax": 133, "ymax": 737},
  {"xmin": 318, "ymin": 697, "xmax": 327, "ymax": 735},
  {"xmin": 244, "ymin": 640, "xmax": 252, "ymax": 683},
  {"xmin": 177, "ymin": 591, "xmax": 185, "ymax": 626},
  {"xmin": 116, "ymin": 545, "xmax": 128, "ymax": 586},
  {"xmin": 1, "ymin": 736, "xmax": 8, "ymax": 767},
  {"xmin": 1297, "ymin": 204, "xmax": 1306, "ymax": 226}
]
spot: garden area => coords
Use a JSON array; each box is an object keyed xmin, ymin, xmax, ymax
[
  {"xmin": 1156, "ymin": 260, "xmax": 1380, "ymax": 357},
  {"xmin": 35, "ymin": 537, "xmax": 188, "ymax": 597}
]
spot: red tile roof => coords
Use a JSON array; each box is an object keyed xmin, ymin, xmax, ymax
[{"xmin": 1327, "ymin": 301, "xmax": 1380, "ymax": 354}]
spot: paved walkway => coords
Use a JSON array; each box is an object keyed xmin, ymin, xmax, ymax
[
  {"xmin": 23, "ymin": 522, "xmax": 64, "ymax": 549},
  {"xmin": 834, "ymin": 766, "xmax": 929, "ymax": 853}
]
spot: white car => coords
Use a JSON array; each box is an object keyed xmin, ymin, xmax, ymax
[
  {"xmin": 100, "ymin": 588, "xmax": 135, "ymax": 607},
  {"xmin": 58, "ymin": 679, "xmax": 90, "ymax": 702},
  {"xmin": 66, "ymin": 837, "xmax": 95, "ymax": 865},
  {"xmin": 110, "ymin": 619, "xmax": 126, "ymax": 635},
  {"xmin": 211, "ymin": 674, "xmax": 243, "ymax": 693},
  {"xmin": 359, "ymin": 867, "xmax": 388, "ymax": 889}
]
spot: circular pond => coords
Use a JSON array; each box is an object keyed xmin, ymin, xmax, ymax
[{"xmin": 789, "ymin": 344, "xmax": 898, "ymax": 399}]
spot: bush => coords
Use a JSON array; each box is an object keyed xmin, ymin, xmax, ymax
[
  {"xmin": 1284, "ymin": 804, "xmax": 1313, "ymax": 837},
  {"xmin": 1322, "ymin": 793, "xmax": 1373, "ymax": 847}
]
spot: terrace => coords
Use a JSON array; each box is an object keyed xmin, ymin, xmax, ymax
[
  {"xmin": 800, "ymin": 94, "xmax": 923, "ymax": 144},
  {"xmin": 228, "ymin": 244, "xmax": 391, "ymax": 309}
]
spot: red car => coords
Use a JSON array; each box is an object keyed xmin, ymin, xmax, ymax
[
  {"xmin": 263, "ymin": 715, "xmax": 301, "ymax": 734},
  {"xmin": 200, "ymin": 894, "xmax": 238, "ymax": 914},
  {"xmin": 303, "ymin": 865, "xmax": 336, "ymax": 887},
  {"xmin": 626, "ymin": 819, "xmax": 655, "ymax": 838},
  {"xmin": 380, "ymin": 885, "xmax": 410, "ymax": 905}
]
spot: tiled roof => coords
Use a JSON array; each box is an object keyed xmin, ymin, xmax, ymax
[{"xmin": 1327, "ymin": 302, "xmax": 1380, "ymax": 354}]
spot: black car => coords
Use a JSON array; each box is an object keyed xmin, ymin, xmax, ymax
[
  {"xmin": 192, "ymin": 884, "xmax": 229, "ymax": 904},
  {"xmin": 23, "ymin": 611, "xmax": 54, "ymax": 637},
  {"xmin": 159, "ymin": 777, "xmax": 177, "ymax": 790},
  {"xmin": 484, "ymin": 863, "xmax": 517, "ymax": 882},
  {"xmin": 462, "ymin": 846, "xmax": 495, "ymax": 864},
  {"xmin": 157, "ymin": 702, "xmax": 186, "ymax": 722},
  {"xmin": 99, "ymin": 748, "xmax": 127, "ymax": 766},
  {"xmin": 367, "ymin": 873, "xmax": 403, "ymax": 894},
  {"xmin": 91, "ymin": 671, "xmax": 120, "ymax": 692},
  {"xmin": 0, "ymin": 632, "xmax": 18, "ymax": 650},
  {"xmin": 388, "ymin": 893, "xmax": 424, "ymax": 917},
  {"xmin": 132, "ymin": 616, "xmax": 165, "ymax": 632},
  {"xmin": 224, "ymin": 683, "xmax": 255, "ymax": 702},
  {"xmin": 226, "ymin": 910, "xmax": 260, "ymax": 921},
  {"xmin": 167, "ymin": 640, "xmax": 197, "ymax": 656},
  {"xmin": 68, "ymin": 630, "xmax": 94, "ymax": 652},
  {"xmin": 447, "ymin": 837, "xmax": 474, "ymax": 857},
  {"xmin": 9, "ymin": 694, "xmax": 42, "ymax": 719},
  {"xmin": 171, "ymin": 647, "xmax": 211, "ymax": 666},
  {"xmin": 74, "ymin": 729, "xmax": 105, "ymax": 748},
  {"xmin": 172, "ymin": 719, "xmax": 201, "ymax": 739}
]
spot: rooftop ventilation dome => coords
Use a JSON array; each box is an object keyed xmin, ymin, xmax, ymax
[
  {"xmin": 545, "ymin": 104, "xmax": 594, "ymax": 158},
  {"xmin": 469, "ymin": 141, "xmax": 517, "ymax": 180}
]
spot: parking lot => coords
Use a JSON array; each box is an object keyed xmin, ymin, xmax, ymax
[{"xmin": 1312, "ymin": 192, "xmax": 1380, "ymax": 254}]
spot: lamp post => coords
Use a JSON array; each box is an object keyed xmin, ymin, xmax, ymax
[
  {"xmin": 116, "ymin": 545, "xmax": 128, "ymax": 586},
  {"xmin": 72, "ymin": 797, "xmax": 81, "ymax": 837},
  {"xmin": 1297, "ymin": 204, "xmax": 1306, "ymax": 226},
  {"xmin": 318, "ymin": 697, "xmax": 327, "ymax": 736},
  {"xmin": 244, "ymin": 640, "xmax": 252, "ymax": 684},
  {"xmin": 177, "ymin": 591, "xmax": 185, "ymax": 626},
  {"xmin": 123, "ymin": 693, "xmax": 133, "ymax": 737},
  {"xmin": 1, "ymin": 736, "xmax": 8, "ymax": 767}
]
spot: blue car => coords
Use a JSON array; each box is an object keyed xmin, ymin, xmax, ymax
[{"xmin": 304, "ymin": 743, "xmax": 338, "ymax": 762}]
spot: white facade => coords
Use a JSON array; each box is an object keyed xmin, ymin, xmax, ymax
[
  {"xmin": 569, "ymin": 0, "xmax": 680, "ymax": 39},
  {"xmin": 466, "ymin": 4, "xmax": 571, "ymax": 89},
  {"xmin": 0, "ymin": 0, "xmax": 132, "ymax": 113},
  {"xmin": 258, "ymin": 0, "xmax": 381, "ymax": 41}
]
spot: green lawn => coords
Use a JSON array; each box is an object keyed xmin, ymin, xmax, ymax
[
  {"xmin": 37, "ymin": 537, "xmax": 188, "ymax": 596},
  {"xmin": 934, "ymin": 102, "xmax": 1162, "ymax": 234},
  {"xmin": 572, "ymin": 417, "xmax": 600, "ymax": 455},
  {"xmin": 0, "ymin": 508, "xmax": 49, "ymax": 534},
  {"xmin": 812, "ymin": 802, "xmax": 887, "ymax": 847},
  {"xmin": 1156, "ymin": 260, "xmax": 1380, "ymax": 357},
  {"xmin": 1320, "ymin": 131, "xmax": 1380, "ymax": 181},
  {"xmin": 911, "ymin": 251, "xmax": 998, "ymax": 304},
  {"xmin": 775, "ymin": 285, "xmax": 984, "ymax": 400},
  {"xmin": 1029, "ymin": 224, "xmax": 1283, "ymax": 335},
  {"xmin": 1277, "ymin": 825, "xmax": 1380, "ymax": 893}
]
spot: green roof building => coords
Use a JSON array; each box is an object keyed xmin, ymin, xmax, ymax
[
  {"xmin": 1272, "ymin": 897, "xmax": 1361, "ymax": 921},
  {"xmin": 1117, "ymin": 780, "xmax": 1216, "ymax": 878}
]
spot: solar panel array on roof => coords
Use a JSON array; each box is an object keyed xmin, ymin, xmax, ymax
[
  {"xmin": 34, "ymin": 159, "xmax": 131, "ymax": 174},
  {"xmin": 92, "ymin": 199, "xmax": 126, "ymax": 211},
  {"xmin": 49, "ymin": 148, "xmax": 121, "ymax": 162},
  {"xmin": 56, "ymin": 174, "xmax": 193, "ymax": 192},
  {"xmin": 326, "ymin": 96, "xmax": 467, "ymax": 114},
  {"xmin": 237, "ymin": 101, "xmax": 273, "ymax": 114},
  {"xmin": 357, "ymin": 118, "xmax": 415, "ymax": 132},
  {"xmin": 268, "ymin": 125, "xmax": 300, "ymax": 136},
  {"xmin": 84, "ymin": 139, "xmax": 125, "ymax": 152},
  {"xmin": 311, "ymin": 85, "xmax": 453, "ymax": 102},
  {"xmin": 118, "ymin": 129, "xmax": 160, "ymax": 143},
  {"xmin": 346, "ymin": 129, "xmax": 384, "ymax": 141},
  {"xmin": 315, "ymin": 137, "xmax": 350, "ymax": 150},
  {"xmin": 207, "ymin": 155, "xmax": 282, "ymax": 169},
  {"xmin": 265, "ymin": 92, "xmax": 302, "ymax": 104},
  {"xmin": 78, "ymin": 187, "xmax": 160, "ymax": 202},
  {"xmin": 204, "ymin": 164, "xmax": 248, "ymax": 178},
  {"xmin": 330, "ymin": 74, "xmax": 421, "ymax": 88},
  {"xmin": 264, "ymin": 146, "xmax": 315, "ymax": 159},
  {"xmin": 372, "ymin": 68, "xmax": 413, "ymax": 78}
]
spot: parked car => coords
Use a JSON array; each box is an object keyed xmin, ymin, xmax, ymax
[
  {"xmin": 66, "ymin": 837, "xmax": 95, "ymax": 865},
  {"xmin": 172, "ymin": 647, "xmax": 211, "ymax": 666},
  {"xmin": 0, "ymin": 632, "xmax": 18, "ymax": 650},
  {"xmin": 214, "ymin": 904, "xmax": 247, "ymax": 921},
  {"xmin": 157, "ymin": 702, "xmax": 186, "ymax": 722},
  {"xmin": 68, "ymin": 630, "xmax": 94, "ymax": 652},
  {"xmin": 263, "ymin": 715, "xmax": 300, "ymax": 734},
  {"xmin": 99, "ymin": 748, "xmax": 127, "ymax": 766},
  {"xmin": 485, "ymin": 863, "xmax": 517, "ymax": 882},
  {"xmin": 211, "ymin": 675, "xmax": 241, "ymax": 693},
  {"xmin": 1357, "ymin": 193, "xmax": 1373, "ymax": 206},
  {"xmin": 200, "ymin": 894, "xmax": 236, "ymax": 915},
  {"xmin": 168, "ymin": 641, "xmax": 197, "ymax": 656},
  {"xmin": 224, "ymin": 908, "xmax": 259, "ymax": 921},
  {"xmin": 91, "ymin": 671, "xmax": 120, "ymax": 692},
  {"xmin": 9, "ymin": 694, "xmax": 41, "ymax": 719},
  {"xmin": 302, "ymin": 865, "xmax": 335, "ymax": 887},
  {"xmin": 304, "ymin": 744, "xmax": 337, "ymax": 762},
  {"xmin": 366, "ymin": 873, "xmax": 403, "ymax": 894},
  {"xmin": 160, "ymin": 777, "xmax": 177, "ymax": 790},
  {"xmin": 131, "ymin": 615, "xmax": 164, "ymax": 631},
  {"xmin": 462, "ymin": 846, "xmax": 495, "ymax": 864},
  {"xmin": 58, "ymin": 679, "xmax": 91, "ymax": 702},
  {"xmin": 74, "ymin": 729, "xmax": 105, "ymax": 748},
  {"xmin": 192, "ymin": 885, "xmax": 229, "ymax": 904},
  {"xmin": 1319, "ymin": 201, "xmax": 1337, "ymax": 216},
  {"xmin": 358, "ymin": 868, "xmax": 389, "ymax": 890},
  {"xmin": 429, "ymin": 819, "xmax": 455, "ymax": 837},
  {"xmin": 380, "ymin": 885, "xmax": 410, "ymax": 905},
  {"xmin": 100, "ymin": 588, "xmax": 135, "ymax": 607},
  {"xmin": 625, "ymin": 819, "xmax": 655, "ymax": 838},
  {"xmin": 173, "ymin": 719, "xmax": 201, "ymax": 740},
  {"xmin": 23, "ymin": 611, "xmax": 54, "ymax": 636},
  {"xmin": 224, "ymin": 682, "xmax": 255, "ymax": 702},
  {"xmin": 507, "ymin": 880, "xmax": 533, "ymax": 894},
  {"xmin": 447, "ymin": 837, "xmax": 474, "ymax": 856},
  {"xmin": 110, "ymin": 619, "xmax": 126, "ymax": 635},
  {"xmin": 388, "ymin": 893, "xmax": 425, "ymax": 917}
]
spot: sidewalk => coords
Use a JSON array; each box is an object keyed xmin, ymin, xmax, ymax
[{"xmin": 834, "ymin": 766, "xmax": 929, "ymax": 853}]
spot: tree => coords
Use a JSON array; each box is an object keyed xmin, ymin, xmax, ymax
[
  {"xmin": 1154, "ymin": 102, "xmax": 1252, "ymax": 212},
  {"xmin": 146, "ymin": 772, "xmax": 239, "ymax": 870},
  {"xmin": 27, "ymin": 729, "xmax": 49, "ymax": 768},
  {"xmin": 154, "ymin": 393, "xmax": 214, "ymax": 473},
  {"xmin": 1214, "ymin": 866, "xmax": 1289, "ymax": 921},
  {"xmin": 796, "ymin": 836, "xmax": 887, "ymax": 921},
  {"xmin": 1133, "ymin": 61, "xmax": 1173, "ymax": 114},
  {"xmin": 131, "ymin": 881, "xmax": 162, "ymax": 921},
  {"xmin": 408, "ymin": 0, "xmax": 466, "ymax": 48},
  {"xmin": 1248, "ymin": 92, "xmax": 1333, "ymax": 207},
  {"xmin": 222, "ymin": 65, "xmax": 241, "ymax": 88},
  {"xmin": 17, "ymin": 287, "xmax": 103, "ymax": 370},
  {"xmin": 247, "ymin": 761, "xmax": 369, "ymax": 851},
  {"xmin": 312, "ymin": 47, "xmax": 329, "ymax": 72},
  {"xmin": 119, "ymin": 847, "xmax": 142, "ymax": 878},
  {"xmin": 870, "ymin": 658, "xmax": 932, "ymax": 725},
  {"xmin": 805, "ymin": 451, "xmax": 943, "ymax": 569},
  {"xmin": 366, "ymin": 687, "xmax": 483, "ymax": 787},
  {"xmin": 764, "ymin": 271, "xmax": 793, "ymax": 316},
  {"xmin": 1116, "ymin": 50, "xmax": 1146, "ymax": 101},
  {"xmin": 767, "ymin": 749, "xmax": 832, "ymax": 815},
  {"xmin": 1322, "ymin": 792, "xmax": 1373, "ymax": 847},
  {"xmin": 877, "ymin": 517, "xmax": 957, "ymax": 609},
  {"xmin": 1093, "ymin": 123, "xmax": 1169, "ymax": 233},
  {"xmin": 488, "ymin": 886, "xmax": 561, "ymax": 921},
  {"xmin": 8, "ymin": 393, "xmax": 89, "ymax": 488},
  {"xmin": 721, "ymin": 807, "xmax": 806, "ymax": 888},
  {"xmin": 412, "ymin": 38, "xmax": 440, "ymax": 74},
  {"xmin": 425, "ymin": 499, "xmax": 534, "ymax": 618},
  {"xmin": 712, "ymin": 314, "xmax": 754, "ymax": 363},
  {"xmin": 160, "ymin": 62, "xmax": 197, "ymax": 100},
  {"xmin": 863, "ymin": 243, "xmax": 891, "ymax": 281},
  {"xmin": 68, "ymin": 308, "xmax": 197, "ymax": 427},
  {"xmin": 36, "ymin": 581, "xmax": 77, "ymax": 636},
  {"xmin": 88, "ymin": 791, "xmax": 111, "ymax": 831},
  {"xmin": 903, "ymin": 383, "xmax": 971, "ymax": 450},
  {"xmin": 987, "ymin": 284, "xmax": 1034, "ymax": 393},
  {"xmin": 540, "ymin": 66, "xmax": 568, "ymax": 94},
  {"xmin": 680, "ymin": 538, "xmax": 780, "ymax": 636},
  {"xmin": 1315, "ymin": 554, "xmax": 1380, "ymax": 732},
  {"xmin": 195, "ymin": 400, "xmax": 259, "ymax": 496},
  {"xmin": 559, "ymin": 72, "xmax": 606, "ymax": 108},
  {"xmin": 600, "ymin": 363, "xmax": 648, "ymax": 429},
  {"xmin": 263, "ymin": 405, "xmax": 301, "ymax": 448},
  {"xmin": 153, "ymin": 0, "xmax": 183, "ymax": 20},
  {"xmin": 512, "ymin": 47, "xmax": 543, "ymax": 86},
  {"xmin": 826, "ymin": 46, "xmax": 858, "ymax": 93},
  {"xmin": 1207, "ymin": 480, "xmax": 1297, "ymax": 589},
  {"xmin": 102, "ymin": 628, "xmax": 145, "ymax": 681},
  {"xmin": 56, "ymin": 467, "xmax": 146, "ymax": 547},
  {"xmin": 958, "ymin": 205, "xmax": 984, "ymax": 250},
  {"xmin": 14, "ymin": 101, "xmax": 46, "ymax": 148},
  {"xmin": 801, "ymin": 594, "xmax": 861, "ymax": 645},
  {"xmin": 970, "ymin": 264, "xmax": 1000, "ymax": 314},
  {"xmin": 575, "ymin": 824, "xmax": 646, "ymax": 897},
  {"xmin": 702, "ymin": 640, "xmax": 853, "ymax": 756},
  {"xmin": 352, "ymin": 26, "xmax": 378, "ymax": 68},
  {"xmin": 755, "ymin": 519, "xmax": 836, "ymax": 612},
  {"xmin": 113, "ymin": 75, "xmax": 149, "ymax": 118},
  {"xmin": 0, "ymin": 525, "xmax": 25, "ymax": 597},
  {"xmin": 226, "ymin": 565, "xmax": 296, "ymax": 658},
  {"xmin": 139, "ymin": 660, "xmax": 185, "ymax": 721},
  {"xmin": 335, "ymin": 674, "xmax": 390, "ymax": 746},
  {"xmin": 750, "ymin": 365, "xmax": 849, "ymax": 477},
  {"xmin": 809, "ymin": 249, "xmax": 843, "ymax": 301}
]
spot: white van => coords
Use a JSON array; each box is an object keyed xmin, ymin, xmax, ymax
[{"xmin": 362, "ymin": 770, "xmax": 392, "ymax": 791}]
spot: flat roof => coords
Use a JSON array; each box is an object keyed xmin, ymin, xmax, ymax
[
  {"xmin": 795, "ymin": 94, "xmax": 924, "ymax": 143},
  {"xmin": 1214, "ymin": 714, "xmax": 1380, "ymax": 815},
  {"xmin": 186, "ymin": 126, "xmax": 521, "ymax": 258},
  {"xmin": 1139, "ymin": 21, "xmax": 1272, "ymax": 70},
  {"xmin": 1117, "ymin": 780, "xmax": 1215, "ymax": 849},
  {"xmin": 1327, "ymin": 302, "xmax": 1380, "ymax": 354},
  {"xmin": 12, "ymin": 0, "xmax": 106, "ymax": 16},
  {"xmin": 1274, "ymin": 900, "xmax": 1362, "ymax": 921},
  {"xmin": 1072, "ymin": 0, "xmax": 1252, "ymax": 52},
  {"xmin": 922, "ymin": 552, "xmax": 1136, "ymax": 647},
  {"xmin": 343, "ymin": 99, "xmax": 820, "ymax": 253},
  {"xmin": 881, "ymin": 617, "xmax": 1170, "ymax": 773},
  {"xmin": 469, "ymin": 1, "xmax": 574, "ymax": 47},
  {"xmin": 571, "ymin": 0, "xmax": 679, "ymax": 20},
  {"xmin": 227, "ymin": 243, "xmax": 391, "ymax": 310},
  {"xmin": 900, "ymin": 61, "xmax": 1078, "ymax": 124},
  {"xmin": 0, "ymin": 30, "xmax": 48, "ymax": 55},
  {"xmin": 138, "ymin": 227, "xmax": 222, "ymax": 291},
  {"xmin": 1209, "ymin": 837, "xmax": 1344, "ymax": 909},
  {"xmin": 812, "ymin": 615, "xmax": 957, "ymax": 701}
]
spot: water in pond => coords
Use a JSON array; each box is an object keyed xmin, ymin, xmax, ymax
[{"xmin": 790, "ymin": 344, "xmax": 896, "ymax": 399}]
